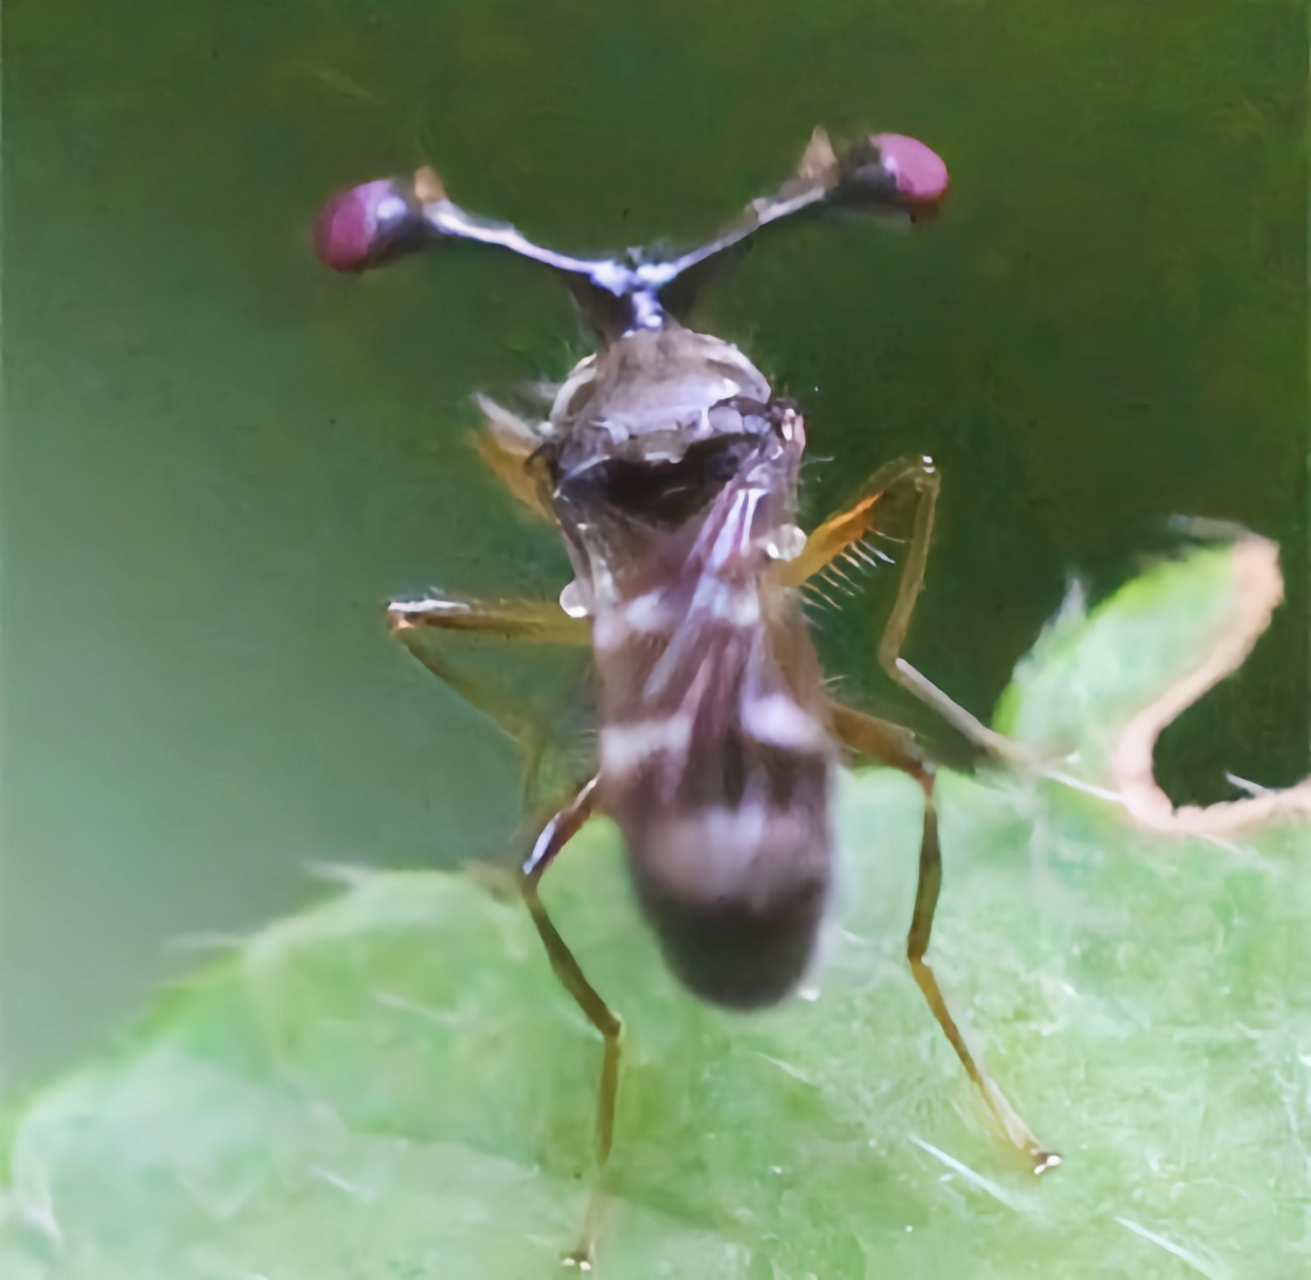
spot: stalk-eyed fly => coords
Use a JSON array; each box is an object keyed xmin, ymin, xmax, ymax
[{"xmin": 316, "ymin": 127, "xmax": 1057, "ymax": 1264}]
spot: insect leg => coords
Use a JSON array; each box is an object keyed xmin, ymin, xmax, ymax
[
  {"xmin": 388, "ymin": 593, "xmax": 588, "ymax": 646},
  {"xmin": 831, "ymin": 701, "xmax": 1058, "ymax": 1173},
  {"xmin": 908, "ymin": 775, "xmax": 1059, "ymax": 1173},
  {"xmin": 472, "ymin": 394, "xmax": 557, "ymax": 522},
  {"xmin": 828, "ymin": 700, "xmax": 930, "ymax": 773},
  {"xmin": 388, "ymin": 593, "xmax": 589, "ymax": 796},
  {"xmin": 393, "ymin": 598, "xmax": 618, "ymax": 1255},
  {"xmin": 522, "ymin": 776, "xmax": 625, "ymax": 1265},
  {"xmin": 783, "ymin": 456, "xmax": 1021, "ymax": 761}
]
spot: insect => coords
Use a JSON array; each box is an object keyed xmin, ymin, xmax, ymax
[{"xmin": 316, "ymin": 125, "xmax": 1058, "ymax": 1260}]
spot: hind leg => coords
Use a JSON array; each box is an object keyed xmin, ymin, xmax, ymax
[
  {"xmin": 832, "ymin": 702, "xmax": 1058, "ymax": 1172},
  {"xmin": 520, "ymin": 776, "xmax": 624, "ymax": 1265},
  {"xmin": 390, "ymin": 596, "xmax": 621, "ymax": 1256}
]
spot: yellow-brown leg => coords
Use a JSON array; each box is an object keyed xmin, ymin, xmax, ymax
[
  {"xmin": 782, "ymin": 457, "xmax": 1024, "ymax": 762},
  {"xmin": 388, "ymin": 592, "xmax": 587, "ymax": 647},
  {"xmin": 832, "ymin": 702, "xmax": 1058, "ymax": 1173},
  {"xmin": 389, "ymin": 595, "xmax": 621, "ymax": 1258},
  {"xmin": 521, "ymin": 776, "xmax": 623, "ymax": 1266},
  {"xmin": 388, "ymin": 592, "xmax": 588, "ymax": 799}
]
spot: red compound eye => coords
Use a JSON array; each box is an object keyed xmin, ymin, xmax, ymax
[{"xmin": 314, "ymin": 177, "xmax": 428, "ymax": 272}]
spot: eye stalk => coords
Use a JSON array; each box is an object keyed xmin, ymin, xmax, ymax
[{"xmin": 312, "ymin": 128, "xmax": 951, "ymax": 330}]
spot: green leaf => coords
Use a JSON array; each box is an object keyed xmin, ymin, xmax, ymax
[
  {"xmin": 3, "ymin": 538, "xmax": 1308, "ymax": 1279},
  {"xmin": 994, "ymin": 538, "xmax": 1249, "ymax": 761}
]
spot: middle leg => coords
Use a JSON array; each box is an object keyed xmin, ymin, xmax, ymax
[{"xmin": 388, "ymin": 592, "xmax": 590, "ymax": 799}]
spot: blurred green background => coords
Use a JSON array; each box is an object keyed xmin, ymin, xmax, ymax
[{"xmin": 2, "ymin": 0, "xmax": 1305, "ymax": 1092}]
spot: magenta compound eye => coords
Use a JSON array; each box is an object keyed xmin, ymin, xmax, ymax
[
  {"xmin": 835, "ymin": 133, "xmax": 950, "ymax": 223},
  {"xmin": 314, "ymin": 177, "xmax": 429, "ymax": 272},
  {"xmin": 869, "ymin": 133, "xmax": 950, "ymax": 216}
]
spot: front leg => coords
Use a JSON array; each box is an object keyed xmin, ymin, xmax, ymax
[{"xmin": 781, "ymin": 456, "xmax": 1023, "ymax": 762}]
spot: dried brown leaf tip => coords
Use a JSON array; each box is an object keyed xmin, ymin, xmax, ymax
[{"xmin": 1111, "ymin": 534, "xmax": 1311, "ymax": 837}]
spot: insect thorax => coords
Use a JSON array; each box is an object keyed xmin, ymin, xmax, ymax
[{"xmin": 538, "ymin": 326, "xmax": 801, "ymax": 601}]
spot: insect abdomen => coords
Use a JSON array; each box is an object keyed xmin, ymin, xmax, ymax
[
  {"xmin": 595, "ymin": 586, "xmax": 836, "ymax": 1009},
  {"xmin": 623, "ymin": 767, "xmax": 834, "ymax": 1009}
]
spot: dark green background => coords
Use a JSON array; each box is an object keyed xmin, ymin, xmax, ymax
[{"xmin": 3, "ymin": 0, "xmax": 1306, "ymax": 1089}]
